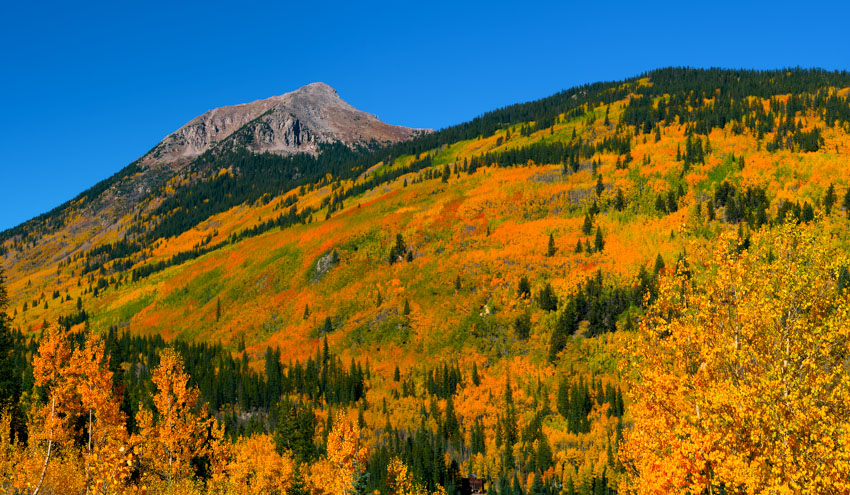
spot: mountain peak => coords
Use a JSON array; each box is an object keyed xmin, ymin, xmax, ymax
[
  {"xmin": 293, "ymin": 81, "xmax": 338, "ymax": 96},
  {"xmin": 143, "ymin": 83, "xmax": 424, "ymax": 167}
]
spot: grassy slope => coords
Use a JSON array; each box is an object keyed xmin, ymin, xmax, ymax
[{"xmin": 5, "ymin": 81, "xmax": 850, "ymax": 482}]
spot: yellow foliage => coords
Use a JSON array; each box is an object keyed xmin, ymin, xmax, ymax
[{"xmin": 622, "ymin": 222, "xmax": 850, "ymax": 493}]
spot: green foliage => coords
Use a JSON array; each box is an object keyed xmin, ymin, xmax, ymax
[
  {"xmin": 546, "ymin": 233, "xmax": 556, "ymax": 257},
  {"xmin": 514, "ymin": 312, "xmax": 531, "ymax": 340},
  {"xmin": 517, "ymin": 276, "xmax": 531, "ymax": 299},
  {"xmin": 536, "ymin": 283, "xmax": 558, "ymax": 312}
]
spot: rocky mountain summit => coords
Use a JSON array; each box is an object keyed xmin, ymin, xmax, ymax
[{"xmin": 143, "ymin": 82, "xmax": 425, "ymax": 167}]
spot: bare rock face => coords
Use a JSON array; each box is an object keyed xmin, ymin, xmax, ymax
[{"xmin": 143, "ymin": 82, "xmax": 424, "ymax": 167}]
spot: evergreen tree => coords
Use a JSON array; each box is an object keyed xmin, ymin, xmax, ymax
[
  {"xmin": 471, "ymin": 362, "xmax": 481, "ymax": 386},
  {"xmin": 548, "ymin": 327, "xmax": 566, "ymax": 363},
  {"xmin": 594, "ymin": 227, "xmax": 605, "ymax": 252},
  {"xmin": 614, "ymin": 189, "xmax": 625, "ymax": 211},
  {"xmin": 557, "ymin": 377, "xmax": 570, "ymax": 418},
  {"xmin": 518, "ymin": 276, "xmax": 531, "ymax": 299},
  {"xmin": 471, "ymin": 417, "xmax": 486, "ymax": 455},
  {"xmin": 443, "ymin": 396, "xmax": 459, "ymax": 439},
  {"xmin": 0, "ymin": 269, "xmax": 18, "ymax": 410},
  {"xmin": 537, "ymin": 283, "xmax": 558, "ymax": 312},
  {"xmin": 389, "ymin": 234, "xmax": 408, "ymax": 264},
  {"xmin": 546, "ymin": 233, "xmax": 557, "ymax": 257},
  {"xmin": 323, "ymin": 317, "xmax": 334, "ymax": 334},
  {"xmin": 290, "ymin": 467, "xmax": 310, "ymax": 495},
  {"xmin": 535, "ymin": 435, "xmax": 553, "ymax": 476},
  {"xmin": 514, "ymin": 312, "xmax": 531, "ymax": 340},
  {"xmin": 802, "ymin": 202, "xmax": 815, "ymax": 222},
  {"xmin": 824, "ymin": 183, "xmax": 836, "ymax": 215},
  {"xmin": 654, "ymin": 253, "xmax": 665, "ymax": 274},
  {"xmin": 582, "ymin": 214, "xmax": 594, "ymax": 235},
  {"xmin": 529, "ymin": 473, "xmax": 544, "ymax": 495},
  {"xmin": 350, "ymin": 461, "xmax": 370, "ymax": 495},
  {"xmin": 843, "ymin": 188, "xmax": 850, "ymax": 218},
  {"xmin": 596, "ymin": 175, "xmax": 604, "ymax": 196}
]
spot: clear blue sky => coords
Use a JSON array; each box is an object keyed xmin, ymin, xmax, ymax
[{"xmin": 2, "ymin": 0, "xmax": 849, "ymax": 231}]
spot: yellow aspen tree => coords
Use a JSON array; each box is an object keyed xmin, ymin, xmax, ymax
[
  {"xmin": 387, "ymin": 457, "xmax": 447, "ymax": 495},
  {"xmin": 225, "ymin": 433, "xmax": 294, "ymax": 495},
  {"xmin": 621, "ymin": 223, "xmax": 850, "ymax": 494},
  {"xmin": 136, "ymin": 347, "xmax": 213, "ymax": 493},
  {"xmin": 29, "ymin": 324, "xmax": 81, "ymax": 495},
  {"xmin": 309, "ymin": 411, "xmax": 368, "ymax": 495},
  {"xmin": 69, "ymin": 332, "xmax": 133, "ymax": 494},
  {"xmin": 0, "ymin": 409, "xmax": 25, "ymax": 489}
]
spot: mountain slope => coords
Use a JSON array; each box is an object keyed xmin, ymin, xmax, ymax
[
  {"xmin": 3, "ymin": 67, "xmax": 850, "ymax": 492},
  {"xmin": 0, "ymin": 82, "xmax": 425, "ymax": 275}
]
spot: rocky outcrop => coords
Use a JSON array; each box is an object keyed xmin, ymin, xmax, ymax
[{"xmin": 143, "ymin": 82, "xmax": 425, "ymax": 167}]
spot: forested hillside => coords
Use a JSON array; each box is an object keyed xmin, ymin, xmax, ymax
[{"xmin": 3, "ymin": 67, "xmax": 850, "ymax": 494}]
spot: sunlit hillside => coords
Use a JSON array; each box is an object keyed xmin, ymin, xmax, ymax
[{"xmin": 3, "ymin": 67, "xmax": 850, "ymax": 494}]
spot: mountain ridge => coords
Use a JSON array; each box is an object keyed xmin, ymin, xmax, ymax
[{"xmin": 142, "ymin": 81, "xmax": 427, "ymax": 168}]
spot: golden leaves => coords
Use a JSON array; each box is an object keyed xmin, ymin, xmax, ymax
[{"xmin": 622, "ymin": 222, "xmax": 850, "ymax": 493}]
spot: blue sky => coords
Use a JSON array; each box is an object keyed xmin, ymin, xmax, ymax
[{"xmin": 1, "ymin": 0, "xmax": 849, "ymax": 230}]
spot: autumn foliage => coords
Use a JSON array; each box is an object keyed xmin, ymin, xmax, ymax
[{"xmin": 622, "ymin": 222, "xmax": 850, "ymax": 494}]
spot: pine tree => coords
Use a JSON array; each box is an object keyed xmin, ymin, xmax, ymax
[
  {"xmin": 537, "ymin": 283, "xmax": 558, "ymax": 312},
  {"xmin": 514, "ymin": 312, "xmax": 531, "ymax": 340},
  {"xmin": 596, "ymin": 175, "xmax": 604, "ymax": 196},
  {"xmin": 454, "ymin": 275, "xmax": 462, "ymax": 291},
  {"xmin": 654, "ymin": 253, "xmax": 665, "ymax": 274},
  {"xmin": 443, "ymin": 396, "xmax": 459, "ymax": 439},
  {"xmin": 557, "ymin": 377, "xmax": 570, "ymax": 418},
  {"xmin": 614, "ymin": 188, "xmax": 626, "ymax": 211},
  {"xmin": 216, "ymin": 297, "xmax": 221, "ymax": 322},
  {"xmin": 323, "ymin": 317, "xmax": 334, "ymax": 334},
  {"xmin": 536, "ymin": 434, "xmax": 553, "ymax": 474},
  {"xmin": 824, "ymin": 183, "xmax": 836, "ymax": 215},
  {"xmin": 575, "ymin": 239, "xmax": 583, "ymax": 253},
  {"xmin": 546, "ymin": 233, "xmax": 557, "ymax": 257},
  {"xmin": 402, "ymin": 299, "xmax": 411, "ymax": 316},
  {"xmin": 518, "ymin": 276, "xmax": 531, "ymax": 299},
  {"xmin": 0, "ymin": 269, "xmax": 19, "ymax": 413},
  {"xmin": 529, "ymin": 473, "xmax": 544, "ymax": 495},
  {"xmin": 843, "ymin": 188, "xmax": 850, "ymax": 218},
  {"xmin": 594, "ymin": 227, "xmax": 605, "ymax": 252},
  {"xmin": 582, "ymin": 214, "xmax": 594, "ymax": 235},
  {"xmin": 290, "ymin": 466, "xmax": 310, "ymax": 495}
]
